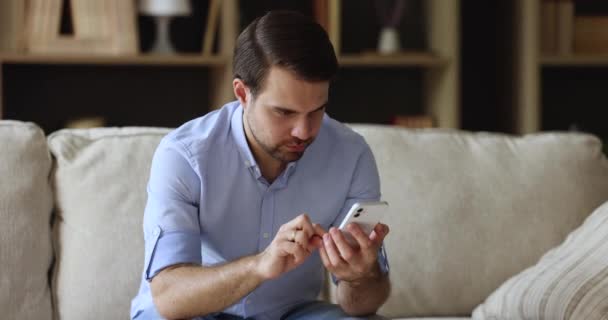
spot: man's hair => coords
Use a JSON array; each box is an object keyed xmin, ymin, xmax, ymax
[{"xmin": 233, "ymin": 10, "xmax": 339, "ymax": 97}]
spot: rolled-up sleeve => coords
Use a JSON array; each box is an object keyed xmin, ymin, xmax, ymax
[
  {"xmin": 331, "ymin": 144, "xmax": 390, "ymax": 283},
  {"xmin": 143, "ymin": 139, "xmax": 202, "ymax": 281}
]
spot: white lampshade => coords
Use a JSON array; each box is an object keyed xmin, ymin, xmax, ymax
[{"xmin": 139, "ymin": 0, "xmax": 192, "ymax": 16}]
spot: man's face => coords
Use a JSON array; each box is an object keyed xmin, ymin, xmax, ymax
[{"xmin": 244, "ymin": 67, "xmax": 329, "ymax": 164}]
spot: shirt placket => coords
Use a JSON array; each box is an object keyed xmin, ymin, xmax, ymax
[{"xmin": 258, "ymin": 187, "xmax": 275, "ymax": 251}]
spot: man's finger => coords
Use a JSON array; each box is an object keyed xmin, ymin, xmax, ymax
[
  {"xmin": 280, "ymin": 241, "xmax": 309, "ymax": 264},
  {"xmin": 369, "ymin": 223, "xmax": 389, "ymax": 244},
  {"xmin": 330, "ymin": 227, "xmax": 356, "ymax": 262},
  {"xmin": 294, "ymin": 229, "xmax": 313, "ymax": 250},
  {"xmin": 323, "ymin": 233, "xmax": 345, "ymax": 267},
  {"xmin": 346, "ymin": 223, "xmax": 373, "ymax": 250},
  {"xmin": 313, "ymin": 223, "xmax": 327, "ymax": 237},
  {"xmin": 284, "ymin": 213, "xmax": 316, "ymax": 242},
  {"xmin": 318, "ymin": 245, "xmax": 332, "ymax": 269},
  {"xmin": 309, "ymin": 235, "xmax": 324, "ymax": 248}
]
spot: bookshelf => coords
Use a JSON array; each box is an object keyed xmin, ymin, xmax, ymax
[
  {"xmin": 0, "ymin": 0, "xmax": 459, "ymax": 131},
  {"xmin": 541, "ymin": 55, "xmax": 608, "ymax": 66},
  {"xmin": 0, "ymin": 53, "xmax": 229, "ymax": 66},
  {"xmin": 514, "ymin": 0, "xmax": 608, "ymax": 134}
]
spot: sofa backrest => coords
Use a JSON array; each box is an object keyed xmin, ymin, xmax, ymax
[
  {"xmin": 344, "ymin": 125, "xmax": 608, "ymax": 318},
  {"xmin": 3, "ymin": 120, "xmax": 608, "ymax": 319},
  {"xmin": 0, "ymin": 121, "xmax": 54, "ymax": 320}
]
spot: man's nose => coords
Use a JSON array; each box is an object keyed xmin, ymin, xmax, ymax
[{"xmin": 291, "ymin": 117, "xmax": 311, "ymax": 141}]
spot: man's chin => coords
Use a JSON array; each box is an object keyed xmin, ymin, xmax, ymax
[
  {"xmin": 274, "ymin": 150, "xmax": 304, "ymax": 163},
  {"xmin": 283, "ymin": 151, "xmax": 304, "ymax": 162}
]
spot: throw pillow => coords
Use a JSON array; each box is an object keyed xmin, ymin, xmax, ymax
[{"xmin": 473, "ymin": 200, "xmax": 608, "ymax": 320}]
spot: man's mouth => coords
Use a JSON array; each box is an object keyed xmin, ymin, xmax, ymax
[{"xmin": 286, "ymin": 144, "xmax": 307, "ymax": 152}]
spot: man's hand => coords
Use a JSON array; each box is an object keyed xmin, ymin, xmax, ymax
[
  {"xmin": 254, "ymin": 213, "xmax": 325, "ymax": 280},
  {"xmin": 319, "ymin": 223, "xmax": 389, "ymax": 283}
]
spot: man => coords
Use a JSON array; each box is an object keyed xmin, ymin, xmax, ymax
[{"xmin": 131, "ymin": 10, "xmax": 390, "ymax": 320}]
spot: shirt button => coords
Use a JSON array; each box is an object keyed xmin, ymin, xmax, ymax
[
  {"xmin": 263, "ymin": 233, "xmax": 270, "ymax": 238},
  {"xmin": 153, "ymin": 226, "xmax": 161, "ymax": 237}
]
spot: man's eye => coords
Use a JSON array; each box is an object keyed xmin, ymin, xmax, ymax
[{"xmin": 276, "ymin": 110, "xmax": 290, "ymax": 116}]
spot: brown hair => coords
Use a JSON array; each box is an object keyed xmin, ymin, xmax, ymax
[{"xmin": 233, "ymin": 10, "xmax": 338, "ymax": 97}]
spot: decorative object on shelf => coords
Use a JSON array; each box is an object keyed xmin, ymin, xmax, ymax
[
  {"xmin": 139, "ymin": 0, "xmax": 192, "ymax": 54},
  {"xmin": 26, "ymin": 0, "xmax": 138, "ymax": 55},
  {"xmin": 375, "ymin": 0, "xmax": 406, "ymax": 54}
]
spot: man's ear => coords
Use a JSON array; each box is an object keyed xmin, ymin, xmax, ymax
[{"xmin": 233, "ymin": 78, "xmax": 249, "ymax": 107}]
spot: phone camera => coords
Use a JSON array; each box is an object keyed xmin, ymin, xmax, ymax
[{"xmin": 354, "ymin": 207, "xmax": 363, "ymax": 218}]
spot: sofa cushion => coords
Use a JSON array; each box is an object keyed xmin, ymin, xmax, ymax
[
  {"xmin": 48, "ymin": 127, "xmax": 169, "ymax": 320},
  {"xmin": 342, "ymin": 125, "xmax": 608, "ymax": 318},
  {"xmin": 0, "ymin": 121, "xmax": 54, "ymax": 320},
  {"xmin": 472, "ymin": 200, "xmax": 608, "ymax": 320}
]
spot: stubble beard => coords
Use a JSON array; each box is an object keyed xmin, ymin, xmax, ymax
[{"xmin": 246, "ymin": 113, "xmax": 311, "ymax": 164}]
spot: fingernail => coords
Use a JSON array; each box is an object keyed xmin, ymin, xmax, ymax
[{"xmin": 323, "ymin": 234, "xmax": 330, "ymax": 242}]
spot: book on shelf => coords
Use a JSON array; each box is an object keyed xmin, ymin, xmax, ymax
[
  {"xmin": 111, "ymin": 0, "xmax": 138, "ymax": 54},
  {"xmin": 0, "ymin": 0, "xmax": 26, "ymax": 52},
  {"xmin": 392, "ymin": 115, "xmax": 435, "ymax": 129},
  {"xmin": 574, "ymin": 16, "xmax": 608, "ymax": 53},
  {"xmin": 540, "ymin": 0, "xmax": 574, "ymax": 55},
  {"xmin": 313, "ymin": 0, "xmax": 329, "ymax": 34},
  {"xmin": 327, "ymin": 0, "xmax": 341, "ymax": 54},
  {"xmin": 541, "ymin": 0, "xmax": 557, "ymax": 54},
  {"xmin": 65, "ymin": 116, "xmax": 106, "ymax": 129},
  {"xmin": 555, "ymin": 0, "xmax": 574, "ymax": 55},
  {"xmin": 311, "ymin": 0, "xmax": 341, "ymax": 54}
]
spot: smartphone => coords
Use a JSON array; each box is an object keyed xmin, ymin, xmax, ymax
[{"xmin": 338, "ymin": 201, "xmax": 389, "ymax": 244}]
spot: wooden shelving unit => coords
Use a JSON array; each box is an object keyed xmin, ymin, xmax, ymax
[
  {"xmin": 0, "ymin": 53, "xmax": 229, "ymax": 66},
  {"xmin": 338, "ymin": 52, "xmax": 446, "ymax": 67},
  {"xmin": 0, "ymin": 52, "xmax": 446, "ymax": 68},
  {"xmin": 0, "ymin": 0, "xmax": 460, "ymax": 129},
  {"xmin": 541, "ymin": 55, "xmax": 608, "ymax": 66},
  {"xmin": 514, "ymin": 0, "xmax": 608, "ymax": 133}
]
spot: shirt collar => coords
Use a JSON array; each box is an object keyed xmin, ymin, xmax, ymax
[{"xmin": 230, "ymin": 104, "xmax": 258, "ymax": 170}]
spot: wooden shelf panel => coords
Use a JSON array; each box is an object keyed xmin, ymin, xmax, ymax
[
  {"xmin": 339, "ymin": 52, "xmax": 446, "ymax": 67},
  {"xmin": 541, "ymin": 55, "xmax": 608, "ymax": 66},
  {"xmin": 0, "ymin": 53, "xmax": 229, "ymax": 66},
  {"xmin": 0, "ymin": 52, "xmax": 447, "ymax": 68}
]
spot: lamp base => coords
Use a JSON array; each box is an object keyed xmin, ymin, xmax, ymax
[{"xmin": 149, "ymin": 16, "xmax": 176, "ymax": 54}]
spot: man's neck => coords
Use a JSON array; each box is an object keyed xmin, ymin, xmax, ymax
[{"xmin": 251, "ymin": 146, "xmax": 284, "ymax": 183}]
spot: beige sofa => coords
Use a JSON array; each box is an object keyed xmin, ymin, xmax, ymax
[{"xmin": 2, "ymin": 119, "xmax": 608, "ymax": 320}]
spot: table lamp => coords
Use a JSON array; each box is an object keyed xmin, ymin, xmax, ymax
[{"xmin": 139, "ymin": 0, "xmax": 192, "ymax": 54}]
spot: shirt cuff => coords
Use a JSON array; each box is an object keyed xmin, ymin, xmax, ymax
[{"xmin": 145, "ymin": 226, "xmax": 202, "ymax": 281}]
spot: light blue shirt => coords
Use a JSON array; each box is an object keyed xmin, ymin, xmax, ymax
[{"xmin": 131, "ymin": 101, "xmax": 389, "ymax": 319}]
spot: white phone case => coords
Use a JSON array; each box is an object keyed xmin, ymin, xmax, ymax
[{"xmin": 338, "ymin": 201, "xmax": 389, "ymax": 239}]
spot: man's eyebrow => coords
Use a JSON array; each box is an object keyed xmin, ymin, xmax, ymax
[
  {"xmin": 272, "ymin": 103, "xmax": 328, "ymax": 114},
  {"xmin": 312, "ymin": 103, "xmax": 328, "ymax": 112}
]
